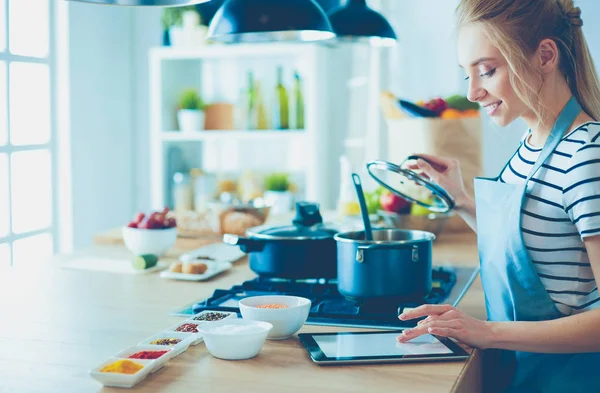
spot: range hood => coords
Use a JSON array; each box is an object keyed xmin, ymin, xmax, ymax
[{"xmin": 66, "ymin": 0, "xmax": 211, "ymax": 6}]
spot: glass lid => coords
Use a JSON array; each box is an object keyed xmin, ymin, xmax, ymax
[{"xmin": 366, "ymin": 156, "xmax": 455, "ymax": 213}]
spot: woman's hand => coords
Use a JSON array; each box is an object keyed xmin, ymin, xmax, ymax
[
  {"xmin": 397, "ymin": 304, "xmax": 494, "ymax": 349},
  {"xmin": 405, "ymin": 154, "xmax": 470, "ymax": 208}
]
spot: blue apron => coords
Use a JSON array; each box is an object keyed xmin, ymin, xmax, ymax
[{"xmin": 474, "ymin": 96, "xmax": 600, "ymax": 393}]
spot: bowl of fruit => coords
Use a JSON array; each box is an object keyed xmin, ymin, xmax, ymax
[{"xmin": 122, "ymin": 208, "xmax": 178, "ymax": 257}]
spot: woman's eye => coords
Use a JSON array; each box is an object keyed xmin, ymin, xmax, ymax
[{"xmin": 479, "ymin": 68, "xmax": 496, "ymax": 78}]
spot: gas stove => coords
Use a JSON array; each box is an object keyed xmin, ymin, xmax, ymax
[{"xmin": 172, "ymin": 266, "xmax": 479, "ymax": 329}]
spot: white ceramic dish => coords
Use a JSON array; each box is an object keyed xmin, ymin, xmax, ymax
[
  {"xmin": 122, "ymin": 226, "xmax": 177, "ymax": 256},
  {"xmin": 165, "ymin": 321, "xmax": 204, "ymax": 345},
  {"xmin": 115, "ymin": 345, "xmax": 174, "ymax": 373},
  {"xmin": 186, "ymin": 310, "xmax": 237, "ymax": 323},
  {"xmin": 89, "ymin": 357, "xmax": 154, "ymax": 388},
  {"xmin": 159, "ymin": 261, "xmax": 232, "ymax": 281},
  {"xmin": 179, "ymin": 243, "xmax": 246, "ymax": 264},
  {"xmin": 138, "ymin": 331, "xmax": 195, "ymax": 355},
  {"xmin": 197, "ymin": 319, "xmax": 273, "ymax": 360},
  {"xmin": 239, "ymin": 295, "xmax": 311, "ymax": 340}
]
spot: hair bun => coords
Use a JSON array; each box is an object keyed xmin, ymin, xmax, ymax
[{"xmin": 566, "ymin": 6, "xmax": 583, "ymax": 27}]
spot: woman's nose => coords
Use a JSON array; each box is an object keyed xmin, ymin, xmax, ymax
[{"xmin": 467, "ymin": 80, "xmax": 486, "ymax": 103}]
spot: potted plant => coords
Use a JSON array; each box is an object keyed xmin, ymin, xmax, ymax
[
  {"xmin": 263, "ymin": 173, "xmax": 294, "ymax": 215},
  {"xmin": 178, "ymin": 88, "xmax": 205, "ymax": 132},
  {"xmin": 161, "ymin": 7, "xmax": 207, "ymax": 48}
]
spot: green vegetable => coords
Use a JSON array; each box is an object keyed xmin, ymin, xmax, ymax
[
  {"xmin": 364, "ymin": 186, "xmax": 386, "ymax": 214},
  {"xmin": 132, "ymin": 254, "xmax": 159, "ymax": 270},
  {"xmin": 444, "ymin": 94, "xmax": 480, "ymax": 111}
]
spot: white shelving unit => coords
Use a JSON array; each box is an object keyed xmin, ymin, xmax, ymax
[{"xmin": 148, "ymin": 43, "xmax": 351, "ymax": 211}]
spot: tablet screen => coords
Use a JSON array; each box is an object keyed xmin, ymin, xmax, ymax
[
  {"xmin": 299, "ymin": 331, "xmax": 469, "ymax": 364},
  {"xmin": 313, "ymin": 332, "xmax": 452, "ymax": 358}
]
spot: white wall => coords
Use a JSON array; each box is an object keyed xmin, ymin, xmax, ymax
[{"xmin": 68, "ymin": 2, "xmax": 135, "ymax": 247}]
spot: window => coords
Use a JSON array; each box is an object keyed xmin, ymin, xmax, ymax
[{"xmin": 0, "ymin": 0, "xmax": 54, "ymax": 267}]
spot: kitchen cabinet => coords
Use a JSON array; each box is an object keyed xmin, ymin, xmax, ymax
[{"xmin": 148, "ymin": 43, "xmax": 352, "ymax": 211}]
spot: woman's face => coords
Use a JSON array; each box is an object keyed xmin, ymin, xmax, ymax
[{"xmin": 457, "ymin": 23, "xmax": 531, "ymax": 127}]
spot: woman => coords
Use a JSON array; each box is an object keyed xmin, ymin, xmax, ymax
[{"xmin": 396, "ymin": 1, "xmax": 600, "ymax": 392}]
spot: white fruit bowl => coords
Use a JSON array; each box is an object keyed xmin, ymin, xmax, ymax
[
  {"xmin": 239, "ymin": 295, "xmax": 311, "ymax": 340},
  {"xmin": 122, "ymin": 227, "xmax": 177, "ymax": 256}
]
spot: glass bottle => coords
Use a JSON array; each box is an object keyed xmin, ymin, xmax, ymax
[
  {"xmin": 172, "ymin": 172, "xmax": 193, "ymax": 213},
  {"xmin": 293, "ymin": 72, "xmax": 305, "ymax": 130},
  {"xmin": 255, "ymin": 81, "xmax": 269, "ymax": 130},
  {"xmin": 245, "ymin": 70, "xmax": 256, "ymax": 130},
  {"xmin": 272, "ymin": 66, "xmax": 289, "ymax": 130}
]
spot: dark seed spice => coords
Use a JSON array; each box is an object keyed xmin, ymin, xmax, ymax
[
  {"xmin": 176, "ymin": 323, "xmax": 200, "ymax": 333},
  {"xmin": 150, "ymin": 338, "xmax": 181, "ymax": 346},
  {"xmin": 193, "ymin": 312, "xmax": 229, "ymax": 321}
]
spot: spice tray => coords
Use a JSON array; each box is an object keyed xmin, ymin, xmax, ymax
[
  {"xmin": 186, "ymin": 310, "xmax": 238, "ymax": 323},
  {"xmin": 115, "ymin": 345, "xmax": 175, "ymax": 372},
  {"xmin": 90, "ymin": 357, "xmax": 155, "ymax": 388},
  {"xmin": 165, "ymin": 321, "xmax": 205, "ymax": 345},
  {"xmin": 139, "ymin": 331, "xmax": 196, "ymax": 356}
]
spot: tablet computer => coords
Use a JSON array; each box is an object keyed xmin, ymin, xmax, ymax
[{"xmin": 298, "ymin": 330, "xmax": 470, "ymax": 365}]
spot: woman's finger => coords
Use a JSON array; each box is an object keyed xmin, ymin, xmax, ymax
[
  {"xmin": 396, "ymin": 325, "xmax": 429, "ymax": 342},
  {"xmin": 408, "ymin": 153, "xmax": 451, "ymax": 170},
  {"xmin": 426, "ymin": 327, "xmax": 456, "ymax": 338},
  {"xmin": 398, "ymin": 304, "xmax": 454, "ymax": 320}
]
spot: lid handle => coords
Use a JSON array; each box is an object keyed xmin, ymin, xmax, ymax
[{"xmin": 292, "ymin": 201, "xmax": 323, "ymax": 227}]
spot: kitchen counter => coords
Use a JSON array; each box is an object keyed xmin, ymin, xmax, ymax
[{"xmin": 0, "ymin": 232, "xmax": 486, "ymax": 393}]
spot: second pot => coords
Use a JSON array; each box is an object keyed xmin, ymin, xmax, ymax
[
  {"xmin": 334, "ymin": 229, "xmax": 434, "ymax": 300},
  {"xmin": 223, "ymin": 202, "xmax": 338, "ymax": 279}
]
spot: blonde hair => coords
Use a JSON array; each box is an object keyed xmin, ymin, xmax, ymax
[{"xmin": 457, "ymin": 0, "xmax": 600, "ymax": 122}]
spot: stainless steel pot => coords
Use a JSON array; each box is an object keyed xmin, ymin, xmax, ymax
[{"xmin": 334, "ymin": 229, "xmax": 434, "ymax": 300}]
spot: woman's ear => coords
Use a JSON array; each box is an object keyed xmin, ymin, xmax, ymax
[{"xmin": 536, "ymin": 38, "xmax": 559, "ymax": 74}]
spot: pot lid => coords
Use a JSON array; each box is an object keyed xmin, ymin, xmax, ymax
[
  {"xmin": 250, "ymin": 224, "xmax": 337, "ymax": 240},
  {"xmin": 366, "ymin": 156, "xmax": 455, "ymax": 213},
  {"xmin": 245, "ymin": 201, "xmax": 337, "ymax": 240}
]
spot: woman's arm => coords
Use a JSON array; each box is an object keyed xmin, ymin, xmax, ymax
[
  {"xmin": 454, "ymin": 194, "xmax": 477, "ymax": 232},
  {"xmin": 398, "ymin": 235, "xmax": 600, "ymax": 353},
  {"xmin": 490, "ymin": 234, "xmax": 600, "ymax": 353}
]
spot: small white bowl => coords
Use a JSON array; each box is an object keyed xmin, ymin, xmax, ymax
[
  {"xmin": 238, "ymin": 295, "xmax": 311, "ymax": 340},
  {"xmin": 122, "ymin": 226, "xmax": 177, "ymax": 256},
  {"xmin": 197, "ymin": 319, "xmax": 273, "ymax": 360},
  {"xmin": 89, "ymin": 357, "xmax": 154, "ymax": 388}
]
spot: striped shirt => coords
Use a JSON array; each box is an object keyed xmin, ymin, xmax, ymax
[{"xmin": 499, "ymin": 122, "xmax": 600, "ymax": 315}]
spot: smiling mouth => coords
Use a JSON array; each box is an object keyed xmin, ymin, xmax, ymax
[{"xmin": 484, "ymin": 101, "xmax": 502, "ymax": 115}]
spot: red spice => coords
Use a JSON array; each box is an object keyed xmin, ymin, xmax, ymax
[
  {"xmin": 128, "ymin": 350, "xmax": 169, "ymax": 360},
  {"xmin": 176, "ymin": 323, "xmax": 200, "ymax": 333}
]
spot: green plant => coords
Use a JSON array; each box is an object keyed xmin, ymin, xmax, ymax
[
  {"xmin": 178, "ymin": 88, "xmax": 205, "ymax": 111},
  {"xmin": 264, "ymin": 173, "xmax": 290, "ymax": 192},
  {"xmin": 161, "ymin": 6, "xmax": 201, "ymax": 30}
]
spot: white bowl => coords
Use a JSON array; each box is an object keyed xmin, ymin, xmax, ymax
[
  {"xmin": 238, "ymin": 295, "xmax": 311, "ymax": 340},
  {"xmin": 122, "ymin": 226, "xmax": 177, "ymax": 256},
  {"xmin": 89, "ymin": 357, "xmax": 154, "ymax": 388},
  {"xmin": 197, "ymin": 319, "xmax": 272, "ymax": 360}
]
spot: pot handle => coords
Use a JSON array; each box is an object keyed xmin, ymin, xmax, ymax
[
  {"xmin": 222, "ymin": 234, "xmax": 266, "ymax": 253},
  {"xmin": 356, "ymin": 244, "xmax": 420, "ymax": 263}
]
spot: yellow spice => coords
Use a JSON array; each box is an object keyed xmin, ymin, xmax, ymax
[{"xmin": 100, "ymin": 359, "xmax": 143, "ymax": 374}]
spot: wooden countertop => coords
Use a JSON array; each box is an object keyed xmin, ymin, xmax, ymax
[{"xmin": 0, "ymin": 232, "xmax": 485, "ymax": 393}]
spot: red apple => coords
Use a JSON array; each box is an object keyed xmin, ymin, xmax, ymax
[
  {"xmin": 380, "ymin": 191, "xmax": 410, "ymax": 214},
  {"xmin": 127, "ymin": 221, "xmax": 138, "ymax": 228},
  {"xmin": 133, "ymin": 212, "xmax": 145, "ymax": 224},
  {"xmin": 164, "ymin": 217, "xmax": 177, "ymax": 228},
  {"xmin": 154, "ymin": 212, "xmax": 166, "ymax": 228}
]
